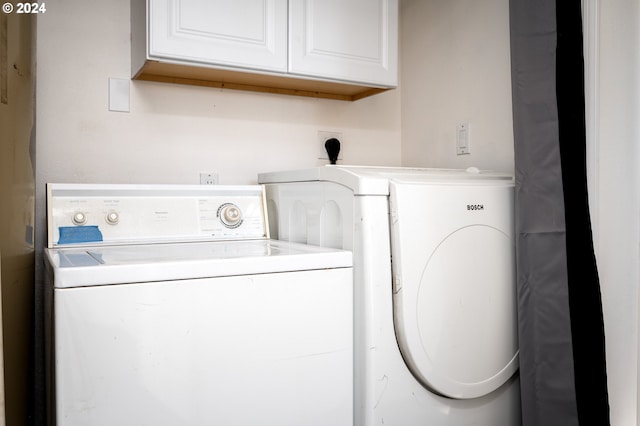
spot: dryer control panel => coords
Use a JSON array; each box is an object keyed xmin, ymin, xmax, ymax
[{"xmin": 47, "ymin": 184, "xmax": 269, "ymax": 248}]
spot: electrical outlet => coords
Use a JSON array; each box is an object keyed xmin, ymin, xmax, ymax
[
  {"xmin": 199, "ymin": 172, "xmax": 218, "ymax": 185},
  {"xmin": 317, "ymin": 130, "xmax": 343, "ymax": 160}
]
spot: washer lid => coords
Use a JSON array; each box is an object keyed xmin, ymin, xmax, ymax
[
  {"xmin": 389, "ymin": 181, "xmax": 518, "ymax": 399},
  {"xmin": 46, "ymin": 239, "xmax": 352, "ymax": 289}
]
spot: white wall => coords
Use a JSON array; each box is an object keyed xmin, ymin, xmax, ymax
[
  {"xmin": 593, "ymin": 0, "xmax": 640, "ymax": 424},
  {"xmin": 400, "ymin": 0, "xmax": 514, "ymax": 173}
]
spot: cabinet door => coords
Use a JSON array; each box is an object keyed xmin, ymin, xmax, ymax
[
  {"xmin": 149, "ymin": 0, "xmax": 288, "ymax": 73},
  {"xmin": 289, "ymin": 0, "xmax": 398, "ymax": 87}
]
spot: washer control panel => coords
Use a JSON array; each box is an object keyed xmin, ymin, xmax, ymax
[{"xmin": 47, "ymin": 184, "xmax": 269, "ymax": 248}]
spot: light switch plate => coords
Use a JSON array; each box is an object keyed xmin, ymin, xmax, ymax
[
  {"xmin": 456, "ymin": 122, "xmax": 470, "ymax": 155},
  {"xmin": 109, "ymin": 78, "xmax": 130, "ymax": 112}
]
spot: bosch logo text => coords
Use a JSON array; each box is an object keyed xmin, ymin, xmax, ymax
[{"xmin": 467, "ymin": 204, "xmax": 484, "ymax": 211}]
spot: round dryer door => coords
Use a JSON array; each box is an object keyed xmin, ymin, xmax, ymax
[{"xmin": 389, "ymin": 180, "xmax": 518, "ymax": 399}]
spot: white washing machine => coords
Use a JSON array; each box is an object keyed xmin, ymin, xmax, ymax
[
  {"xmin": 44, "ymin": 183, "xmax": 353, "ymax": 426},
  {"xmin": 258, "ymin": 165, "xmax": 522, "ymax": 426}
]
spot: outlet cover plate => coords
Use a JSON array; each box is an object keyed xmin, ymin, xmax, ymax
[
  {"xmin": 318, "ymin": 131, "xmax": 343, "ymax": 160},
  {"xmin": 199, "ymin": 172, "xmax": 219, "ymax": 185}
]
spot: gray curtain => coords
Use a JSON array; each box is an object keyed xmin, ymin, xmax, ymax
[{"xmin": 509, "ymin": 1, "xmax": 610, "ymax": 425}]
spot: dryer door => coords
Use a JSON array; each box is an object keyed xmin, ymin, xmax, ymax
[{"xmin": 389, "ymin": 180, "xmax": 518, "ymax": 399}]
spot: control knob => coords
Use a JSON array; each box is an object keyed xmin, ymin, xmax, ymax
[
  {"xmin": 105, "ymin": 211, "xmax": 120, "ymax": 225},
  {"xmin": 218, "ymin": 203, "xmax": 243, "ymax": 228},
  {"xmin": 72, "ymin": 211, "xmax": 87, "ymax": 226}
]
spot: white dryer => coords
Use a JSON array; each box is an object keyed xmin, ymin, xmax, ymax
[
  {"xmin": 45, "ymin": 184, "xmax": 353, "ymax": 426},
  {"xmin": 258, "ymin": 165, "xmax": 522, "ymax": 426}
]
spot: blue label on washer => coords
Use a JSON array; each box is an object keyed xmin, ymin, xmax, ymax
[{"xmin": 58, "ymin": 226, "xmax": 103, "ymax": 245}]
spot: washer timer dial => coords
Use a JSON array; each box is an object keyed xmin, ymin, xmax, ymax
[{"xmin": 217, "ymin": 203, "xmax": 243, "ymax": 228}]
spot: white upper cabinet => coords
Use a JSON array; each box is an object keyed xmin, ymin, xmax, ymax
[
  {"xmin": 147, "ymin": 0, "xmax": 288, "ymax": 72},
  {"xmin": 132, "ymin": 0, "xmax": 398, "ymax": 100},
  {"xmin": 289, "ymin": 0, "xmax": 398, "ymax": 87}
]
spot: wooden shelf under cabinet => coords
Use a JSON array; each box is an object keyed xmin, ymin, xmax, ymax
[{"xmin": 133, "ymin": 61, "xmax": 390, "ymax": 102}]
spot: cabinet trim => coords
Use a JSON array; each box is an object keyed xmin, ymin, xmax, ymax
[{"xmin": 134, "ymin": 60, "xmax": 389, "ymax": 101}]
